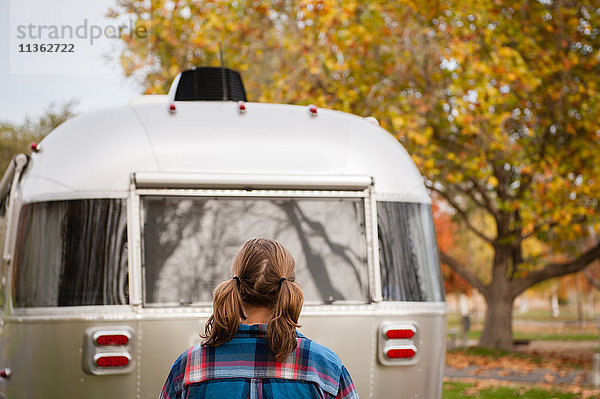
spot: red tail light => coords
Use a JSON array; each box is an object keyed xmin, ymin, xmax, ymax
[
  {"xmin": 386, "ymin": 328, "xmax": 415, "ymax": 339},
  {"xmin": 386, "ymin": 347, "xmax": 416, "ymax": 359},
  {"xmin": 95, "ymin": 334, "xmax": 129, "ymax": 346},
  {"xmin": 379, "ymin": 323, "xmax": 419, "ymax": 365},
  {"xmin": 96, "ymin": 355, "xmax": 130, "ymax": 368}
]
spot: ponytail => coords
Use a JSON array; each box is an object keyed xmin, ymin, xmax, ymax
[
  {"xmin": 268, "ymin": 279, "xmax": 304, "ymax": 361},
  {"xmin": 202, "ymin": 238, "xmax": 305, "ymax": 361},
  {"xmin": 202, "ymin": 278, "xmax": 245, "ymax": 347}
]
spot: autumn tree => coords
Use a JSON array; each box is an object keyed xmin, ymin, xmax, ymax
[
  {"xmin": 111, "ymin": 0, "xmax": 600, "ymax": 349},
  {"xmin": 109, "ymin": 0, "xmax": 442, "ymax": 112},
  {"xmin": 404, "ymin": 0, "xmax": 600, "ymax": 348}
]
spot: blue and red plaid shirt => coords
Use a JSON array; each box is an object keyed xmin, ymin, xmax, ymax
[{"xmin": 159, "ymin": 323, "xmax": 359, "ymax": 399}]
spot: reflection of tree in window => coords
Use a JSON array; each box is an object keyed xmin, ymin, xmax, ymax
[
  {"xmin": 142, "ymin": 197, "xmax": 194, "ymax": 303},
  {"xmin": 145, "ymin": 199, "xmax": 258, "ymax": 303},
  {"xmin": 167, "ymin": 200, "xmax": 256, "ymax": 303},
  {"xmin": 142, "ymin": 197, "xmax": 368, "ymax": 305},
  {"xmin": 277, "ymin": 200, "xmax": 365, "ymax": 302}
]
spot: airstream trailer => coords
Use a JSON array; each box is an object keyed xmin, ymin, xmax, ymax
[{"xmin": 0, "ymin": 68, "xmax": 446, "ymax": 398}]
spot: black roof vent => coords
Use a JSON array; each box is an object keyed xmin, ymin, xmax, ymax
[{"xmin": 173, "ymin": 67, "xmax": 247, "ymax": 102}]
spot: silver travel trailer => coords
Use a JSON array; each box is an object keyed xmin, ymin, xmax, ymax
[{"xmin": 0, "ymin": 68, "xmax": 446, "ymax": 398}]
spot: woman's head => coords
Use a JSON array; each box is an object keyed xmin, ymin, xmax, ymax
[{"xmin": 202, "ymin": 238, "xmax": 304, "ymax": 361}]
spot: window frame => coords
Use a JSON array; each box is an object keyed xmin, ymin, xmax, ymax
[
  {"xmin": 9, "ymin": 198, "xmax": 129, "ymax": 310},
  {"xmin": 132, "ymin": 188, "xmax": 379, "ymax": 307},
  {"xmin": 6, "ymin": 194, "xmax": 133, "ymax": 316}
]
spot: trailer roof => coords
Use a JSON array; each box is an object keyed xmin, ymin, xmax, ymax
[{"xmin": 21, "ymin": 97, "xmax": 430, "ymax": 203}]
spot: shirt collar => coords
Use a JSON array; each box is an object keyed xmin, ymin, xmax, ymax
[
  {"xmin": 236, "ymin": 323, "xmax": 305, "ymax": 339},
  {"xmin": 236, "ymin": 323, "xmax": 268, "ymax": 338}
]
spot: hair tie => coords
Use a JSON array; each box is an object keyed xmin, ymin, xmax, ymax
[
  {"xmin": 232, "ymin": 276, "xmax": 241, "ymax": 287},
  {"xmin": 278, "ymin": 277, "xmax": 287, "ymax": 286}
]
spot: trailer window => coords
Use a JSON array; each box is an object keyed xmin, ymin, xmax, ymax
[
  {"xmin": 377, "ymin": 201, "xmax": 444, "ymax": 302},
  {"xmin": 13, "ymin": 199, "xmax": 128, "ymax": 307},
  {"xmin": 142, "ymin": 196, "xmax": 368, "ymax": 305}
]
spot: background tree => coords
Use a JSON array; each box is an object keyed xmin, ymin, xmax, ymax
[
  {"xmin": 109, "ymin": 0, "xmax": 441, "ymax": 112},
  {"xmin": 110, "ymin": 0, "xmax": 600, "ymax": 349},
  {"xmin": 404, "ymin": 0, "xmax": 600, "ymax": 349},
  {"xmin": 0, "ymin": 101, "xmax": 77, "ymax": 170},
  {"xmin": 0, "ymin": 101, "xmax": 76, "ymax": 255}
]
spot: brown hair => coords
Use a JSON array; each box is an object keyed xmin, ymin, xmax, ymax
[{"xmin": 202, "ymin": 238, "xmax": 304, "ymax": 361}]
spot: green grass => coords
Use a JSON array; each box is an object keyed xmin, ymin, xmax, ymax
[
  {"xmin": 442, "ymin": 382, "xmax": 581, "ymax": 398},
  {"xmin": 512, "ymin": 309, "xmax": 595, "ymax": 322},
  {"xmin": 458, "ymin": 347, "xmax": 514, "ymax": 357},
  {"xmin": 513, "ymin": 331, "xmax": 599, "ymax": 341},
  {"xmin": 447, "ymin": 329, "xmax": 599, "ymax": 342},
  {"xmin": 451, "ymin": 347, "xmax": 539, "ymax": 362}
]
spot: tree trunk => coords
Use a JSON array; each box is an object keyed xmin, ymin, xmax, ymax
[
  {"xmin": 479, "ymin": 289, "xmax": 515, "ymax": 350},
  {"xmin": 479, "ymin": 245, "xmax": 514, "ymax": 350},
  {"xmin": 576, "ymin": 274, "xmax": 584, "ymax": 328},
  {"xmin": 442, "ymin": 236, "xmax": 600, "ymax": 351}
]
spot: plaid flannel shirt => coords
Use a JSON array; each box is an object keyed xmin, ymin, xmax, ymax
[{"xmin": 159, "ymin": 324, "xmax": 359, "ymax": 399}]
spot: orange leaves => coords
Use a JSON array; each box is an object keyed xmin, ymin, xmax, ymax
[
  {"xmin": 461, "ymin": 114, "xmax": 474, "ymax": 124},
  {"xmin": 446, "ymin": 350, "xmax": 536, "ymax": 374},
  {"xmin": 109, "ymin": 1, "xmax": 600, "ymax": 271}
]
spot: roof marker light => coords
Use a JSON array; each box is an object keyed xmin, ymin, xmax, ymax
[
  {"xmin": 365, "ymin": 116, "xmax": 379, "ymax": 125},
  {"xmin": 308, "ymin": 104, "xmax": 318, "ymax": 116},
  {"xmin": 168, "ymin": 103, "xmax": 177, "ymax": 114},
  {"xmin": 30, "ymin": 142, "xmax": 41, "ymax": 153},
  {"xmin": 237, "ymin": 100, "xmax": 246, "ymax": 114}
]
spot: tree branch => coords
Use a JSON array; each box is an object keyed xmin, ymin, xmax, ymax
[
  {"xmin": 440, "ymin": 250, "xmax": 488, "ymax": 295},
  {"xmin": 490, "ymin": 158, "xmax": 510, "ymax": 201},
  {"xmin": 427, "ymin": 127, "xmax": 500, "ymax": 219},
  {"xmin": 453, "ymin": 182, "xmax": 491, "ymax": 215},
  {"xmin": 511, "ymin": 242, "xmax": 600, "ymax": 297},
  {"xmin": 363, "ymin": 76, "xmax": 393, "ymax": 115},
  {"xmin": 584, "ymin": 267, "xmax": 600, "ymax": 292},
  {"xmin": 429, "ymin": 186, "xmax": 496, "ymax": 245},
  {"xmin": 468, "ymin": 177, "xmax": 499, "ymax": 217}
]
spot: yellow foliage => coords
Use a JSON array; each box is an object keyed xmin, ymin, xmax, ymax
[{"xmin": 109, "ymin": 0, "xmax": 600, "ymax": 307}]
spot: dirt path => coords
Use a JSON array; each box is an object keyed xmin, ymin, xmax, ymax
[
  {"xmin": 445, "ymin": 364, "xmax": 590, "ymax": 385},
  {"xmin": 445, "ymin": 340, "xmax": 599, "ymax": 386}
]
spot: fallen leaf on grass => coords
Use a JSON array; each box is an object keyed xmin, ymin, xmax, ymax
[
  {"xmin": 573, "ymin": 372, "xmax": 588, "ymax": 385},
  {"xmin": 558, "ymin": 369, "xmax": 568, "ymax": 377}
]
